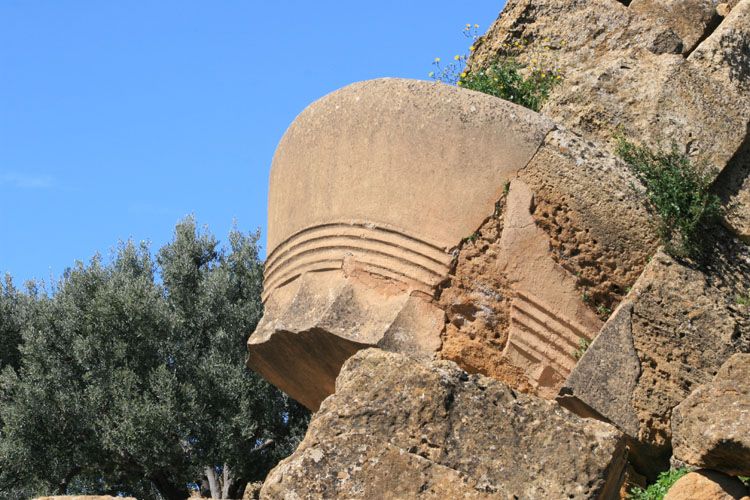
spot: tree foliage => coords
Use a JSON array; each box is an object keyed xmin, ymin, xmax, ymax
[{"xmin": 0, "ymin": 218, "xmax": 309, "ymax": 499}]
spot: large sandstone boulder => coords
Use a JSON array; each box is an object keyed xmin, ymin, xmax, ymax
[
  {"xmin": 471, "ymin": 0, "xmax": 750, "ymax": 176},
  {"xmin": 248, "ymin": 78, "xmax": 658, "ymax": 408},
  {"xmin": 671, "ymin": 353, "xmax": 750, "ymax": 476},
  {"xmin": 471, "ymin": 0, "xmax": 750, "ymax": 244},
  {"xmin": 248, "ymin": 78, "xmax": 554, "ymax": 409},
  {"xmin": 261, "ymin": 349, "xmax": 627, "ymax": 499},
  {"xmin": 559, "ymin": 239, "xmax": 750, "ymax": 473},
  {"xmin": 663, "ymin": 470, "xmax": 750, "ymax": 500}
]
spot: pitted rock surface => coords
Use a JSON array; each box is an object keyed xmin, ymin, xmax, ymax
[
  {"xmin": 672, "ymin": 353, "xmax": 750, "ymax": 476},
  {"xmin": 471, "ymin": 0, "xmax": 750, "ymax": 174},
  {"xmin": 261, "ymin": 349, "xmax": 627, "ymax": 499},
  {"xmin": 663, "ymin": 470, "xmax": 750, "ymax": 500},
  {"xmin": 249, "ymin": 77, "xmax": 658, "ymax": 409},
  {"xmin": 559, "ymin": 239, "xmax": 750, "ymax": 474}
]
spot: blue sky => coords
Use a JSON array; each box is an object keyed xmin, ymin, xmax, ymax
[{"xmin": 1, "ymin": 1, "xmax": 503, "ymax": 284}]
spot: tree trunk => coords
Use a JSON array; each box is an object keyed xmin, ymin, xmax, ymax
[
  {"xmin": 55, "ymin": 466, "xmax": 81, "ymax": 495},
  {"xmin": 150, "ymin": 472, "xmax": 191, "ymax": 500},
  {"xmin": 205, "ymin": 466, "xmax": 221, "ymax": 499},
  {"xmin": 221, "ymin": 463, "xmax": 233, "ymax": 499}
]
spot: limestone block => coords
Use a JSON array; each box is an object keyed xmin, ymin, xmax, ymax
[
  {"xmin": 260, "ymin": 349, "xmax": 627, "ymax": 499},
  {"xmin": 664, "ymin": 470, "xmax": 750, "ymax": 500},
  {"xmin": 558, "ymin": 242, "xmax": 750, "ymax": 475},
  {"xmin": 717, "ymin": 147, "xmax": 750, "ymax": 242},
  {"xmin": 558, "ymin": 301, "xmax": 641, "ymax": 437},
  {"xmin": 470, "ymin": 0, "xmax": 750, "ymax": 174},
  {"xmin": 630, "ymin": 0, "xmax": 719, "ymax": 53},
  {"xmin": 248, "ymin": 78, "xmax": 556, "ymax": 410},
  {"xmin": 496, "ymin": 179, "xmax": 603, "ymax": 397},
  {"xmin": 672, "ymin": 353, "xmax": 750, "ymax": 476}
]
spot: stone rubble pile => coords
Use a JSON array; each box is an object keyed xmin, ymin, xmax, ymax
[{"xmin": 246, "ymin": 0, "xmax": 750, "ymax": 496}]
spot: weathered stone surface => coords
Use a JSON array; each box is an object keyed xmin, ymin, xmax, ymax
[
  {"xmin": 558, "ymin": 301, "xmax": 641, "ymax": 436},
  {"xmin": 672, "ymin": 353, "xmax": 750, "ymax": 476},
  {"xmin": 261, "ymin": 349, "xmax": 627, "ymax": 499},
  {"xmin": 437, "ymin": 127, "xmax": 658, "ymax": 398},
  {"xmin": 716, "ymin": 129, "xmax": 750, "ymax": 242},
  {"xmin": 248, "ymin": 270, "xmax": 445, "ymax": 410},
  {"xmin": 249, "ymin": 77, "xmax": 660, "ymax": 409},
  {"xmin": 471, "ymin": 0, "xmax": 750, "ymax": 173},
  {"xmin": 663, "ymin": 470, "xmax": 750, "ymax": 500},
  {"xmin": 248, "ymin": 78, "xmax": 557, "ymax": 409},
  {"xmin": 717, "ymin": 2, "xmax": 733, "ymax": 16},
  {"xmin": 519, "ymin": 129, "xmax": 659, "ymax": 312},
  {"xmin": 558, "ymin": 239, "xmax": 750, "ymax": 474},
  {"xmin": 630, "ymin": 0, "xmax": 720, "ymax": 53},
  {"xmin": 242, "ymin": 482, "xmax": 262, "ymax": 500},
  {"xmin": 494, "ymin": 179, "xmax": 603, "ymax": 397}
]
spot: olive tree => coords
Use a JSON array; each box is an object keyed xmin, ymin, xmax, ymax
[{"xmin": 0, "ymin": 218, "xmax": 308, "ymax": 499}]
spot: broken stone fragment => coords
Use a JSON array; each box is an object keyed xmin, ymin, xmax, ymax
[
  {"xmin": 671, "ymin": 353, "xmax": 750, "ymax": 476},
  {"xmin": 260, "ymin": 349, "xmax": 627, "ymax": 499},
  {"xmin": 494, "ymin": 179, "xmax": 603, "ymax": 397},
  {"xmin": 663, "ymin": 470, "xmax": 750, "ymax": 500},
  {"xmin": 558, "ymin": 301, "xmax": 641, "ymax": 437},
  {"xmin": 248, "ymin": 76, "xmax": 662, "ymax": 409},
  {"xmin": 470, "ymin": 0, "xmax": 750, "ymax": 173},
  {"xmin": 558, "ymin": 242, "xmax": 750, "ymax": 476},
  {"xmin": 247, "ymin": 78, "xmax": 556, "ymax": 410},
  {"xmin": 629, "ymin": 0, "xmax": 720, "ymax": 53}
]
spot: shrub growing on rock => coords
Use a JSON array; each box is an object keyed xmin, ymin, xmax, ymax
[
  {"xmin": 430, "ymin": 27, "xmax": 560, "ymax": 112},
  {"xmin": 628, "ymin": 468, "xmax": 689, "ymax": 500},
  {"xmin": 616, "ymin": 138, "xmax": 721, "ymax": 259}
]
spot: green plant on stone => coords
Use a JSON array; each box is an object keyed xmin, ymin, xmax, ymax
[
  {"xmin": 462, "ymin": 231, "xmax": 480, "ymax": 244},
  {"xmin": 573, "ymin": 337, "xmax": 590, "ymax": 360},
  {"xmin": 615, "ymin": 137, "xmax": 721, "ymax": 260},
  {"xmin": 628, "ymin": 468, "xmax": 689, "ymax": 500},
  {"xmin": 459, "ymin": 61, "xmax": 559, "ymax": 112},
  {"xmin": 494, "ymin": 199, "xmax": 504, "ymax": 218},
  {"xmin": 596, "ymin": 304, "xmax": 612, "ymax": 317},
  {"xmin": 430, "ymin": 27, "xmax": 562, "ymax": 112},
  {"xmin": 736, "ymin": 294, "xmax": 750, "ymax": 307}
]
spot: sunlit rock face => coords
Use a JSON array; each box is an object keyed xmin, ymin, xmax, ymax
[
  {"xmin": 247, "ymin": 78, "xmax": 556, "ymax": 410},
  {"xmin": 246, "ymin": 78, "xmax": 657, "ymax": 410}
]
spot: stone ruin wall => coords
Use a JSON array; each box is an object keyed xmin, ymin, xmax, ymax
[
  {"xmin": 247, "ymin": 0, "xmax": 750, "ymax": 480},
  {"xmin": 247, "ymin": 77, "xmax": 659, "ymax": 407}
]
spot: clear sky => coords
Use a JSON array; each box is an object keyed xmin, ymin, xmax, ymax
[{"xmin": 1, "ymin": 1, "xmax": 504, "ymax": 285}]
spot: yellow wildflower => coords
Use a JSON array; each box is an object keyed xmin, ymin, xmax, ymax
[
  {"xmin": 460, "ymin": 72, "xmax": 467, "ymax": 78},
  {"xmin": 457, "ymin": 81, "xmax": 463, "ymax": 86},
  {"xmin": 470, "ymin": 45, "xmax": 475, "ymax": 51},
  {"xmin": 454, "ymin": 55, "xmax": 461, "ymax": 61},
  {"xmin": 434, "ymin": 57, "xmax": 441, "ymax": 63},
  {"xmin": 474, "ymin": 24, "xmax": 479, "ymax": 28}
]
